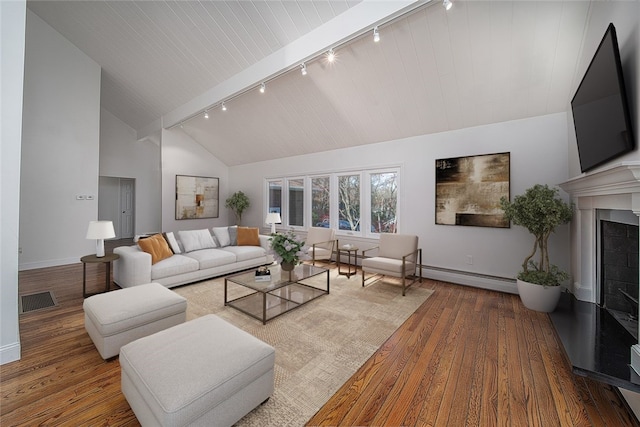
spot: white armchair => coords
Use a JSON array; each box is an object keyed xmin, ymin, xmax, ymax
[
  {"xmin": 305, "ymin": 227, "xmax": 337, "ymax": 266},
  {"xmin": 361, "ymin": 233, "xmax": 422, "ymax": 296}
]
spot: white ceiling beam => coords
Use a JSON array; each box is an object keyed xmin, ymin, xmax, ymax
[{"xmin": 153, "ymin": 0, "xmax": 429, "ymax": 136}]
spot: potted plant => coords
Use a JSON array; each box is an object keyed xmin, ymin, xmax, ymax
[
  {"xmin": 268, "ymin": 229, "xmax": 308, "ymax": 271},
  {"xmin": 225, "ymin": 191, "xmax": 250, "ymax": 225},
  {"xmin": 500, "ymin": 184, "xmax": 573, "ymax": 312}
]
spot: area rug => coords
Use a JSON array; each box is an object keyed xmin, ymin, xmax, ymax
[{"xmin": 173, "ymin": 269, "xmax": 433, "ymax": 426}]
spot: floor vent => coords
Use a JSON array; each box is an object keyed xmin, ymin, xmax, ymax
[{"xmin": 19, "ymin": 291, "xmax": 58, "ymax": 314}]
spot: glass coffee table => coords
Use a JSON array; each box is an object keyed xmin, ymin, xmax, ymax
[{"xmin": 224, "ymin": 264, "xmax": 330, "ymax": 324}]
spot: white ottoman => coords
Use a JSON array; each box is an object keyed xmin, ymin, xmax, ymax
[
  {"xmin": 83, "ymin": 282, "xmax": 187, "ymax": 359},
  {"xmin": 120, "ymin": 314, "xmax": 275, "ymax": 427}
]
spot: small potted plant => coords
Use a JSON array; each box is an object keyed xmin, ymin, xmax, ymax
[
  {"xmin": 500, "ymin": 184, "xmax": 573, "ymax": 312},
  {"xmin": 268, "ymin": 229, "xmax": 308, "ymax": 271},
  {"xmin": 225, "ymin": 191, "xmax": 250, "ymax": 225}
]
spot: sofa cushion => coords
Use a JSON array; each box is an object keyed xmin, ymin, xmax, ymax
[
  {"xmin": 228, "ymin": 225, "xmax": 238, "ymax": 246},
  {"xmin": 137, "ymin": 234, "xmax": 173, "ymax": 264},
  {"xmin": 178, "ymin": 229, "xmax": 216, "ymax": 252},
  {"xmin": 183, "ymin": 248, "xmax": 236, "ymax": 269},
  {"xmin": 151, "ymin": 255, "xmax": 199, "ymax": 280},
  {"xmin": 164, "ymin": 232, "xmax": 181, "ymax": 254},
  {"xmin": 237, "ymin": 227, "xmax": 260, "ymax": 246},
  {"xmin": 212, "ymin": 227, "xmax": 231, "ymax": 247},
  {"xmin": 220, "ymin": 245, "xmax": 266, "ymax": 262}
]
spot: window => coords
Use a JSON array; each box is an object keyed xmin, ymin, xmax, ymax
[
  {"xmin": 338, "ymin": 174, "xmax": 360, "ymax": 231},
  {"xmin": 268, "ymin": 180, "xmax": 282, "ymax": 215},
  {"xmin": 265, "ymin": 167, "xmax": 399, "ymax": 236},
  {"xmin": 311, "ymin": 176, "xmax": 330, "ymax": 227},
  {"xmin": 370, "ymin": 172, "xmax": 397, "ymax": 233},
  {"xmin": 287, "ymin": 178, "xmax": 304, "ymax": 227}
]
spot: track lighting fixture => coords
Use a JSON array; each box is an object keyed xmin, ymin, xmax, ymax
[
  {"xmin": 203, "ymin": 110, "xmax": 209, "ymax": 119},
  {"xmin": 221, "ymin": 102, "xmax": 227, "ymax": 111},
  {"xmin": 373, "ymin": 27, "xmax": 380, "ymax": 43},
  {"xmin": 300, "ymin": 63, "xmax": 307, "ymax": 76},
  {"xmin": 327, "ymin": 48, "xmax": 335, "ymax": 63},
  {"xmin": 260, "ymin": 82, "xmax": 266, "ymax": 93},
  {"xmin": 443, "ymin": 0, "xmax": 452, "ymax": 10}
]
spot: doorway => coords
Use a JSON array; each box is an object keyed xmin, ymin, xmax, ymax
[{"xmin": 98, "ymin": 176, "xmax": 135, "ymax": 238}]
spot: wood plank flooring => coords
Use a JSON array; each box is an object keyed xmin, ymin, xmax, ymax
[{"xmin": 2, "ymin": 253, "xmax": 638, "ymax": 426}]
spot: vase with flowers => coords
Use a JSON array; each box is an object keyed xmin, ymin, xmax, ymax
[{"xmin": 269, "ymin": 229, "xmax": 308, "ymax": 271}]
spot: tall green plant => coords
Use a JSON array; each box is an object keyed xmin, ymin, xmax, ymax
[
  {"xmin": 500, "ymin": 184, "xmax": 573, "ymax": 286},
  {"xmin": 225, "ymin": 191, "xmax": 250, "ymax": 225}
]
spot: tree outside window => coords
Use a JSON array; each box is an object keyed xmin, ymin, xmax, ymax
[
  {"xmin": 338, "ymin": 175, "xmax": 360, "ymax": 231},
  {"xmin": 311, "ymin": 176, "xmax": 330, "ymax": 227},
  {"xmin": 370, "ymin": 172, "xmax": 397, "ymax": 233}
]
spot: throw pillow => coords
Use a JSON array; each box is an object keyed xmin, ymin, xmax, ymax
[
  {"xmin": 178, "ymin": 229, "xmax": 217, "ymax": 252},
  {"xmin": 237, "ymin": 227, "xmax": 260, "ymax": 246},
  {"xmin": 212, "ymin": 227, "xmax": 231, "ymax": 247},
  {"xmin": 137, "ymin": 233, "xmax": 173, "ymax": 264},
  {"xmin": 228, "ymin": 225, "xmax": 238, "ymax": 246},
  {"xmin": 164, "ymin": 232, "xmax": 181, "ymax": 254}
]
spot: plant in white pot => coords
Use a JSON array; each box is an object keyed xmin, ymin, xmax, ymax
[{"xmin": 500, "ymin": 184, "xmax": 573, "ymax": 312}]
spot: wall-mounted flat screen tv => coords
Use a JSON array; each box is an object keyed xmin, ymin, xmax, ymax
[{"xmin": 571, "ymin": 23, "xmax": 635, "ymax": 173}]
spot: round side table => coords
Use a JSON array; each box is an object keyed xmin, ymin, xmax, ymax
[{"xmin": 81, "ymin": 253, "xmax": 120, "ymax": 298}]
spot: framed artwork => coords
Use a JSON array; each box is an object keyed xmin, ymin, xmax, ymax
[
  {"xmin": 175, "ymin": 175, "xmax": 219, "ymax": 220},
  {"xmin": 435, "ymin": 152, "xmax": 510, "ymax": 228}
]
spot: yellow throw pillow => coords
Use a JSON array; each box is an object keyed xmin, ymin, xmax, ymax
[
  {"xmin": 138, "ymin": 233, "xmax": 173, "ymax": 264},
  {"xmin": 237, "ymin": 227, "xmax": 260, "ymax": 246}
]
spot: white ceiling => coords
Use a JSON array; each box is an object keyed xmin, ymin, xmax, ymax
[{"xmin": 27, "ymin": 0, "xmax": 592, "ymax": 166}]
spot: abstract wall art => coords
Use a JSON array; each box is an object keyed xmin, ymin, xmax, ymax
[
  {"xmin": 435, "ymin": 152, "xmax": 510, "ymax": 228},
  {"xmin": 175, "ymin": 175, "xmax": 219, "ymax": 219}
]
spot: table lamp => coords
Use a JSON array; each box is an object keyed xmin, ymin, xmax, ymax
[
  {"xmin": 86, "ymin": 220, "xmax": 116, "ymax": 257},
  {"xmin": 265, "ymin": 212, "xmax": 281, "ymax": 234}
]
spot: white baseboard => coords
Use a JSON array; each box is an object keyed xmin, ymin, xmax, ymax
[
  {"xmin": 422, "ymin": 266, "xmax": 517, "ymax": 294},
  {"xmin": 0, "ymin": 342, "xmax": 21, "ymax": 365},
  {"xmin": 19, "ymin": 257, "xmax": 79, "ymax": 271}
]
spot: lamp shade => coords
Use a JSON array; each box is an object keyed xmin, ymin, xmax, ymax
[
  {"xmin": 265, "ymin": 213, "xmax": 282, "ymax": 225},
  {"xmin": 265, "ymin": 212, "xmax": 282, "ymax": 234},
  {"xmin": 86, "ymin": 221, "xmax": 116, "ymax": 239}
]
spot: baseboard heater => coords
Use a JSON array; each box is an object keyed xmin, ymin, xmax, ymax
[{"xmin": 421, "ymin": 265, "xmax": 517, "ymax": 295}]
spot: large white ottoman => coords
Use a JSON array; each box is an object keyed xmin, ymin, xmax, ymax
[
  {"xmin": 83, "ymin": 282, "xmax": 187, "ymax": 359},
  {"xmin": 120, "ymin": 314, "xmax": 275, "ymax": 427}
]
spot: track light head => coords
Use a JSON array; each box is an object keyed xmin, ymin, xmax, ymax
[
  {"xmin": 300, "ymin": 63, "xmax": 307, "ymax": 76},
  {"xmin": 221, "ymin": 102, "xmax": 227, "ymax": 111},
  {"xmin": 327, "ymin": 48, "xmax": 335, "ymax": 63},
  {"xmin": 203, "ymin": 110, "xmax": 209, "ymax": 119},
  {"xmin": 373, "ymin": 27, "xmax": 380, "ymax": 43},
  {"xmin": 443, "ymin": 0, "xmax": 452, "ymax": 10},
  {"xmin": 260, "ymin": 82, "xmax": 266, "ymax": 93}
]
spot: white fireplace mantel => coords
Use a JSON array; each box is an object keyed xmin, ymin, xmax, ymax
[
  {"xmin": 560, "ymin": 161, "xmax": 640, "ymax": 208},
  {"xmin": 559, "ymin": 161, "xmax": 640, "ymax": 377}
]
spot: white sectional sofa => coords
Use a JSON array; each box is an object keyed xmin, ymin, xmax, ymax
[{"xmin": 113, "ymin": 227, "xmax": 273, "ymax": 288}]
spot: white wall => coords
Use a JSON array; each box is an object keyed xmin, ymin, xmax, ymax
[
  {"xmin": 1, "ymin": 0, "xmax": 26, "ymax": 364},
  {"xmin": 99, "ymin": 108, "xmax": 161, "ymax": 235},
  {"xmin": 161, "ymin": 128, "xmax": 230, "ymax": 232},
  {"xmin": 567, "ymin": 1, "xmax": 639, "ymax": 178},
  {"xmin": 19, "ymin": 10, "xmax": 101, "ymax": 271},
  {"xmin": 230, "ymin": 113, "xmax": 570, "ymax": 287}
]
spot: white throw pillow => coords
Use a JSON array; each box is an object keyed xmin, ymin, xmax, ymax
[
  {"xmin": 178, "ymin": 229, "xmax": 217, "ymax": 252},
  {"xmin": 212, "ymin": 227, "xmax": 231, "ymax": 247},
  {"xmin": 164, "ymin": 232, "xmax": 181, "ymax": 254}
]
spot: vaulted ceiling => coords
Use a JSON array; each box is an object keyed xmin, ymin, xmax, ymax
[{"xmin": 27, "ymin": 0, "xmax": 592, "ymax": 166}]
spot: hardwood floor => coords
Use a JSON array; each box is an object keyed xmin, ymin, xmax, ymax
[{"xmin": 2, "ymin": 253, "xmax": 638, "ymax": 426}]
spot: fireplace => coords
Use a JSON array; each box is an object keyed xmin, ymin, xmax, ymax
[
  {"xmin": 600, "ymin": 217, "xmax": 640, "ymax": 339},
  {"xmin": 560, "ymin": 161, "xmax": 640, "ymax": 378}
]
